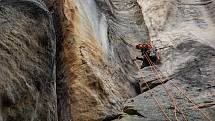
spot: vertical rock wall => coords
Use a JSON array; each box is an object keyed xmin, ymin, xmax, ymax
[
  {"xmin": 0, "ymin": 0, "xmax": 57, "ymax": 121},
  {"xmin": 115, "ymin": 0, "xmax": 215, "ymax": 120},
  {"xmin": 57, "ymin": 0, "xmax": 149, "ymax": 120},
  {"xmin": 0, "ymin": 0, "xmax": 214, "ymax": 121}
]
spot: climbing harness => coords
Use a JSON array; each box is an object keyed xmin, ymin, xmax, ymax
[{"xmin": 135, "ymin": 42, "xmax": 160, "ymax": 69}]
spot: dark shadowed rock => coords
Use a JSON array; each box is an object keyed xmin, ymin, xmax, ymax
[{"xmin": 0, "ymin": 0, "xmax": 57, "ymax": 121}]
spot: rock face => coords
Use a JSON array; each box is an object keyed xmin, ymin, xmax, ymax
[
  {"xmin": 115, "ymin": 0, "xmax": 215, "ymax": 120},
  {"xmin": 0, "ymin": 0, "xmax": 214, "ymax": 121},
  {"xmin": 0, "ymin": 0, "xmax": 57, "ymax": 121},
  {"xmin": 58, "ymin": 0, "xmax": 215, "ymax": 121},
  {"xmin": 57, "ymin": 0, "xmax": 147, "ymax": 120}
]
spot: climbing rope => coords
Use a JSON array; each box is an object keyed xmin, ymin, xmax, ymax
[
  {"xmin": 144, "ymin": 54, "xmax": 186, "ymax": 121},
  {"xmin": 141, "ymin": 77, "xmax": 172, "ymax": 121},
  {"xmin": 144, "ymin": 54, "xmax": 188, "ymax": 121},
  {"xmin": 136, "ymin": 31, "xmax": 212, "ymax": 121},
  {"xmin": 143, "ymin": 54, "xmax": 212, "ymax": 121}
]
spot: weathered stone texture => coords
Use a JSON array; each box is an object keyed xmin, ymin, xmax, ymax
[{"xmin": 0, "ymin": 0, "xmax": 57, "ymax": 121}]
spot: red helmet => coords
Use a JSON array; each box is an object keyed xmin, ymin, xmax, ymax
[
  {"xmin": 136, "ymin": 44, "xmax": 143, "ymax": 49},
  {"xmin": 136, "ymin": 43, "xmax": 151, "ymax": 49},
  {"xmin": 146, "ymin": 44, "xmax": 152, "ymax": 49}
]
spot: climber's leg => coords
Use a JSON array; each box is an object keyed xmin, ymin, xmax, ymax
[{"xmin": 140, "ymin": 58, "xmax": 150, "ymax": 69}]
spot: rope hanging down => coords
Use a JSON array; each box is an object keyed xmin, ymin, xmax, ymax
[
  {"xmin": 144, "ymin": 54, "xmax": 188, "ymax": 121},
  {"xmin": 141, "ymin": 77, "xmax": 172, "ymax": 121},
  {"xmin": 135, "ymin": 32, "xmax": 212, "ymax": 121},
  {"xmin": 143, "ymin": 54, "xmax": 212, "ymax": 121}
]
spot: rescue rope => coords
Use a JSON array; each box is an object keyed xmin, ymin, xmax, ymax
[
  {"xmin": 144, "ymin": 54, "xmax": 212, "ymax": 121},
  {"xmin": 144, "ymin": 54, "xmax": 188, "ymax": 121},
  {"xmin": 144, "ymin": 54, "xmax": 185, "ymax": 121},
  {"xmin": 141, "ymin": 77, "xmax": 172, "ymax": 121}
]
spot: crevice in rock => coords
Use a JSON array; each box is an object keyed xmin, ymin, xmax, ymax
[
  {"xmin": 102, "ymin": 114, "xmax": 123, "ymax": 121},
  {"xmin": 123, "ymin": 106, "xmax": 146, "ymax": 118},
  {"xmin": 140, "ymin": 77, "xmax": 172, "ymax": 93},
  {"xmin": 195, "ymin": 102, "xmax": 215, "ymax": 109},
  {"xmin": 53, "ymin": 0, "xmax": 72, "ymax": 120},
  {"xmin": 177, "ymin": 0, "xmax": 213, "ymax": 5}
]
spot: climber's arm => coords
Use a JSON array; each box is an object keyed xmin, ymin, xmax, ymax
[
  {"xmin": 136, "ymin": 57, "xmax": 143, "ymax": 60},
  {"xmin": 133, "ymin": 56, "xmax": 144, "ymax": 61}
]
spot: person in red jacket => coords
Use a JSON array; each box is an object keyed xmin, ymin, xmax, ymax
[{"xmin": 134, "ymin": 43, "xmax": 160, "ymax": 69}]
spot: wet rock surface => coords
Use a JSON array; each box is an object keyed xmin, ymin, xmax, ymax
[{"xmin": 57, "ymin": 0, "xmax": 150, "ymax": 120}]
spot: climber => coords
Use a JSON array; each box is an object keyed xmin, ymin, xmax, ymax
[{"xmin": 134, "ymin": 43, "xmax": 160, "ymax": 69}]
